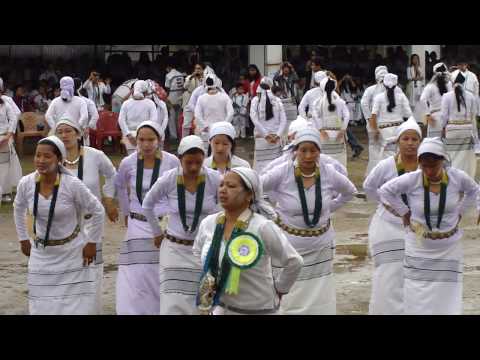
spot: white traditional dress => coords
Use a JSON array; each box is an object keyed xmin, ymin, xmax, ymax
[
  {"xmin": 420, "ymin": 80, "xmax": 453, "ymax": 138},
  {"xmin": 115, "ymin": 151, "xmax": 180, "ymax": 315},
  {"xmin": 261, "ymin": 160, "xmax": 357, "ymax": 314},
  {"xmin": 13, "ymin": 172, "xmax": 105, "ymax": 315},
  {"xmin": 45, "ymin": 96, "xmax": 89, "ymax": 133},
  {"xmin": 378, "ymin": 167, "xmax": 479, "ymax": 314},
  {"xmin": 142, "ymin": 166, "xmax": 221, "ymax": 315}
]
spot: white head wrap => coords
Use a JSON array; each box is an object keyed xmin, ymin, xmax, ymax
[
  {"xmin": 418, "ymin": 137, "xmax": 449, "ymax": 160},
  {"xmin": 395, "ymin": 116, "xmax": 422, "ymax": 142},
  {"xmin": 293, "ymin": 127, "xmax": 322, "ymax": 150},
  {"xmin": 133, "ymin": 80, "xmax": 148, "ymax": 100},
  {"xmin": 177, "ymin": 135, "xmax": 205, "ymax": 156},
  {"xmin": 203, "ymin": 73, "xmax": 218, "ymax": 90},
  {"xmin": 204, "ymin": 65, "xmax": 215, "ymax": 76},
  {"xmin": 313, "ymin": 71, "xmax": 327, "ymax": 86},
  {"xmin": 209, "ymin": 121, "xmax": 236, "ymax": 141},
  {"xmin": 375, "ymin": 66, "xmax": 388, "ymax": 82},
  {"xmin": 38, "ymin": 135, "xmax": 67, "ymax": 161},
  {"xmin": 383, "ymin": 73, "xmax": 398, "ymax": 89},
  {"xmin": 256, "ymin": 77, "xmax": 276, "ymax": 122},
  {"xmin": 54, "ymin": 118, "xmax": 82, "ymax": 135},
  {"xmin": 320, "ymin": 77, "xmax": 337, "ymax": 92},
  {"xmin": 230, "ymin": 167, "xmax": 276, "ymax": 219},
  {"xmin": 433, "ymin": 62, "xmax": 447, "ymax": 73},
  {"xmin": 136, "ymin": 120, "xmax": 164, "ymax": 141},
  {"xmin": 288, "ymin": 116, "xmax": 309, "ymax": 136},
  {"xmin": 60, "ymin": 76, "xmax": 75, "ymax": 102},
  {"xmin": 258, "ymin": 77, "xmax": 273, "ymax": 91}
]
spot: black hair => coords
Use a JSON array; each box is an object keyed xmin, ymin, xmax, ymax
[
  {"xmin": 325, "ymin": 79, "xmax": 336, "ymax": 112},
  {"xmin": 410, "ymin": 53, "xmax": 420, "ymax": 66},
  {"xmin": 205, "ymin": 77, "xmax": 214, "ymax": 86},
  {"xmin": 73, "ymin": 77, "xmax": 82, "ymax": 91},
  {"xmin": 37, "ymin": 139, "xmax": 62, "ymax": 160},
  {"xmin": 386, "ymin": 86, "xmax": 396, "ymax": 112},
  {"xmin": 0, "ymin": 96, "xmax": 3, "ymax": 105},
  {"xmin": 419, "ymin": 152, "xmax": 445, "ymax": 162},
  {"xmin": 235, "ymin": 82, "xmax": 244, "ymax": 90},
  {"xmin": 271, "ymin": 85, "xmax": 282, "ymax": 94},
  {"xmin": 257, "ymin": 84, "xmax": 274, "ymax": 120},
  {"xmin": 137, "ymin": 125, "xmax": 161, "ymax": 141},
  {"xmin": 454, "ymin": 85, "xmax": 466, "ymax": 113},
  {"xmin": 179, "ymin": 147, "xmax": 205, "ymax": 158},
  {"xmin": 294, "ymin": 141, "xmax": 321, "ymax": 152},
  {"xmin": 247, "ymin": 64, "xmax": 261, "ymax": 81},
  {"xmin": 436, "ymin": 73, "xmax": 448, "ymax": 96},
  {"xmin": 208, "ymin": 135, "xmax": 236, "ymax": 157}
]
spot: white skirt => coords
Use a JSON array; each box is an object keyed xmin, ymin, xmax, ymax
[
  {"xmin": 368, "ymin": 214, "xmax": 405, "ymax": 315},
  {"xmin": 282, "ymin": 99, "xmax": 298, "ymax": 130},
  {"xmin": 378, "ymin": 125, "xmax": 400, "ymax": 161},
  {"xmin": 254, "ymin": 137, "xmax": 282, "ymax": 174},
  {"xmin": 27, "ymin": 235, "xmax": 99, "ymax": 315},
  {"xmin": 115, "ymin": 237, "xmax": 160, "ymax": 315},
  {"xmin": 403, "ymin": 235, "xmax": 463, "ymax": 315},
  {"xmin": 366, "ymin": 130, "xmax": 382, "ymax": 177},
  {"xmin": 444, "ymin": 126, "xmax": 476, "ymax": 178},
  {"xmin": 0, "ymin": 136, "xmax": 22, "ymax": 194},
  {"xmin": 426, "ymin": 111, "xmax": 443, "ymax": 139},
  {"xmin": 319, "ymin": 131, "xmax": 347, "ymax": 169},
  {"xmin": 278, "ymin": 241, "xmax": 336, "ymax": 315},
  {"xmin": 159, "ymin": 239, "xmax": 202, "ymax": 315}
]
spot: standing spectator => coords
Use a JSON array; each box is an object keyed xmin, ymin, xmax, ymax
[
  {"xmin": 247, "ymin": 64, "xmax": 262, "ymax": 98},
  {"xmin": 33, "ymin": 81, "xmax": 50, "ymax": 113},
  {"xmin": 75, "ymin": 77, "xmax": 99, "ymax": 146},
  {"xmin": 305, "ymin": 57, "xmax": 323, "ymax": 92},
  {"xmin": 182, "ymin": 63, "xmax": 205, "ymax": 138},
  {"xmin": 82, "ymin": 70, "xmax": 112, "ymax": 111},
  {"xmin": 39, "ymin": 63, "xmax": 59, "ymax": 85},
  {"xmin": 13, "ymin": 84, "xmax": 33, "ymax": 113},
  {"xmin": 164, "ymin": 60, "xmax": 185, "ymax": 140},
  {"xmin": 230, "ymin": 82, "xmax": 250, "ymax": 138},
  {"xmin": 273, "ymin": 62, "xmax": 300, "ymax": 127},
  {"xmin": 406, "ymin": 54, "xmax": 424, "ymax": 111}
]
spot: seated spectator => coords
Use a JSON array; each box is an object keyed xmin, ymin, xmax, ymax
[
  {"xmin": 33, "ymin": 81, "xmax": 50, "ymax": 113},
  {"xmin": 39, "ymin": 63, "xmax": 59, "ymax": 84},
  {"xmin": 13, "ymin": 84, "xmax": 33, "ymax": 112}
]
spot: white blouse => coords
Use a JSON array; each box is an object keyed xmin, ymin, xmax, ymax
[
  {"xmin": 118, "ymin": 98, "xmax": 158, "ymax": 137},
  {"xmin": 261, "ymin": 160, "xmax": 357, "ymax": 253},
  {"xmin": 194, "ymin": 92, "xmax": 234, "ymax": 132},
  {"xmin": 378, "ymin": 167, "xmax": 479, "ymax": 242},
  {"xmin": 203, "ymin": 154, "xmax": 251, "ymax": 174},
  {"xmin": 363, "ymin": 156, "xmax": 407, "ymax": 225},
  {"xmin": 13, "ymin": 172, "xmax": 105, "ymax": 243},
  {"xmin": 67, "ymin": 146, "xmax": 117, "ymax": 201},
  {"xmin": 80, "ymin": 96, "xmax": 99, "ymax": 129},
  {"xmin": 298, "ymin": 87, "xmax": 323, "ymax": 119},
  {"xmin": 45, "ymin": 96, "xmax": 89, "ymax": 131},
  {"xmin": 115, "ymin": 151, "xmax": 180, "ymax": 240},
  {"xmin": 193, "ymin": 208, "xmax": 303, "ymax": 311},
  {"xmin": 250, "ymin": 93, "xmax": 287, "ymax": 138},
  {"xmin": 360, "ymin": 83, "xmax": 385, "ymax": 120},
  {"xmin": 312, "ymin": 92, "xmax": 350, "ymax": 131},
  {"xmin": 371, "ymin": 88, "xmax": 412, "ymax": 124},
  {"xmin": 0, "ymin": 101, "xmax": 17, "ymax": 134},
  {"xmin": 420, "ymin": 81, "xmax": 453, "ymax": 115},
  {"xmin": 142, "ymin": 166, "xmax": 222, "ymax": 241},
  {"xmin": 441, "ymin": 90, "xmax": 478, "ymax": 128}
]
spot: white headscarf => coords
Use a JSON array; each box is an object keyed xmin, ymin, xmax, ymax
[
  {"xmin": 133, "ymin": 80, "xmax": 148, "ymax": 100},
  {"xmin": 256, "ymin": 77, "xmax": 276, "ymax": 122},
  {"xmin": 395, "ymin": 116, "xmax": 422, "ymax": 142},
  {"xmin": 209, "ymin": 121, "xmax": 236, "ymax": 141},
  {"xmin": 418, "ymin": 137, "xmax": 449, "ymax": 161},
  {"xmin": 54, "ymin": 118, "xmax": 82, "ymax": 135},
  {"xmin": 60, "ymin": 76, "xmax": 75, "ymax": 102},
  {"xmin": 230, "ymin": 167, "xmax": 276, "ymax": 219},
  {"xmin": 288, "ymin": 116, "xmax": 309, "ymax": 136},
  {"xmin": 429, "ymin": 62, "xmax": 450, "ymax": 84},
  {"xmin": 375, "ymin": 66, "xmax": 388, "ymax": 82},
  {"xmin": 204, "ymin": 65, "xmax": 215, "ymax": 76},
  {"xmin": 136, "ymin": 120, "xmax": 164, "ymax": 141},
  {"xmin": 178, "ymin": 135, "xmax": 205, "ymax": 155},
  {"xmin": 383, "ymin": 73, "xmax": 398, "ymax": 89},
  {"xmin": 293, "ymin": 127, "xmax": 322, "ymax": 150},
  {"xmin": 314, "ymin": 71, "xmax": 327, "ymax": 86},
  {"xmin": 204, "ymin": 74, "xmax": 218, "ymax": 91}
]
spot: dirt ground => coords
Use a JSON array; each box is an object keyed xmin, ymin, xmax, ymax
[{"xmin": 2, "ymin": 128, "xmax": 480, "ymax": 315}]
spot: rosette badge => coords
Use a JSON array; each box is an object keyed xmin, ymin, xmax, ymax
[{"xmin": 224, "ymin": 232, "xmax": 264, "ymax": 295}]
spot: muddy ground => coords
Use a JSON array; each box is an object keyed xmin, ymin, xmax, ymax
[{"xmin": 1, "ymin": 128, "xmax": 480, "ymax": 315}]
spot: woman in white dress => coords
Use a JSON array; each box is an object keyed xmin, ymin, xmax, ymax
[
  {"xmin": 250, "ymin": 77, "xmax": 287, "ymax": 174},
  {"xmin": 13, "ymin": 136, "xmax": 105, "ymax": 314},
  {"xmin": 406, "ymin": 54, "xmax": 424, "ymax": 112},
  {"xmin": 203, "ymin": 121, "xmax": 250, "ymax": 175},
  {"xmin": 194, "ymin": 167, "xmax": 303, "ymax": 315},
  {"xmin": 261, "ymin": 128, "xmax": 357, "ymax": 314},
  {"xmin": 115, "ymin": 121, "xmax": 180, "ymax": 315},
  {"xmin": 312, "ymin": 76, "xmax": 350, "ymax": 168},
  {"xmin": 420, "ymin": 62, "xmax": 452, "ymax": 138},
  {"xmin": 298, "ymin": 71, "xmax": 327, "ymax": 123},
  {"xmin": 54, "ymin": 118, "xmax": 118, "ymax": 314},
  {"xmin": 0, "ymin": 96, "xmax": 22, "ymax": 202},
  {"xmin": 142, "ymin": 135, "xmax": 222, "ymax": 315},
  {"xmin": 370, "ymin": 73, "xmax": 412, "ymax": 162},
  {"xmin": 363, "ymin": 117, "xmax": 422, "ymax": 315},
  {"xmin": 440, "ymin": 71, "xmax": 478, "ymax": 178},
  {"xmin": 378, "ymin": 138, "xmax": 479, "ymax": 314}
]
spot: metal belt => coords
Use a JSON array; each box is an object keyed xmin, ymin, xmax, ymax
[
  {"xmin": 321, "ymin": 127, "xmax": 342, "ymax": 131},
  {"xmin": 422, "ymin": 225, "xmax": 459, "ymax": 240},
  {"xmin": 447, "ymin": 120, "xmax": 472, "ymax": 126},
  {"xmin": 382, "ymin": 203, "xmax": 402, "ymax": 217},
  {"xmin": 218, "ymin": 302, "xmax": 279, "ymax": 315},
  {"xmin": 34, "ymin": 224, "xmax": 80, "ymax": 247},
  {"xmin": 165, "ymin": 233, "xmax": 194, "ymax": 246},
  {"xmin": 129, "ymin": 212, "xmax": 162, "ymax": 222},
  {"xmin": 378, "ymin": 121, "xmax": 403, "ymax": 129},
  {"xmin": 274, "ymin": 216, "xmax": 330, "ymax": 237}
]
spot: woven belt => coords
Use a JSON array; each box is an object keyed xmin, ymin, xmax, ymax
[
  {"xmin": 165, "ymin": 233, "xmax": 194, "ymax": 246},
  {"xmin": 274, "ymin": 217, "xmax": 330, "ymax": 237},
  {"xmin": 34, "ymin": 224, "xmax": 80, "ymax": 247},
  {"xmin": 130, "ymin": 212, "xmax": 162, "ymax": 222},
  {"xmin": 423, "ymin": 225, "xmax": 459, "ymax": 240},
  {"xmin": 447, "ymin": 120, "xmax": 472, "ymax": 126},
  {"xmin": 218, "ymin": 302, "xmax": 278, "ymax": 315},
  {"xmin": 321, "ymin": 127, "xmax": 341, "ymax": 131},
  {"xmin": 382, "ymin": 203, "xmax": 402, "ymax": 217},
  {"xmin": 378, "ymin": 121, "xmax": 403, "ymax": 129}
]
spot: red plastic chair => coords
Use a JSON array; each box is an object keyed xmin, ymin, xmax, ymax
[{"xmin": 95, "ymin": 111, "xmax": 123, "ymax": 153}]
